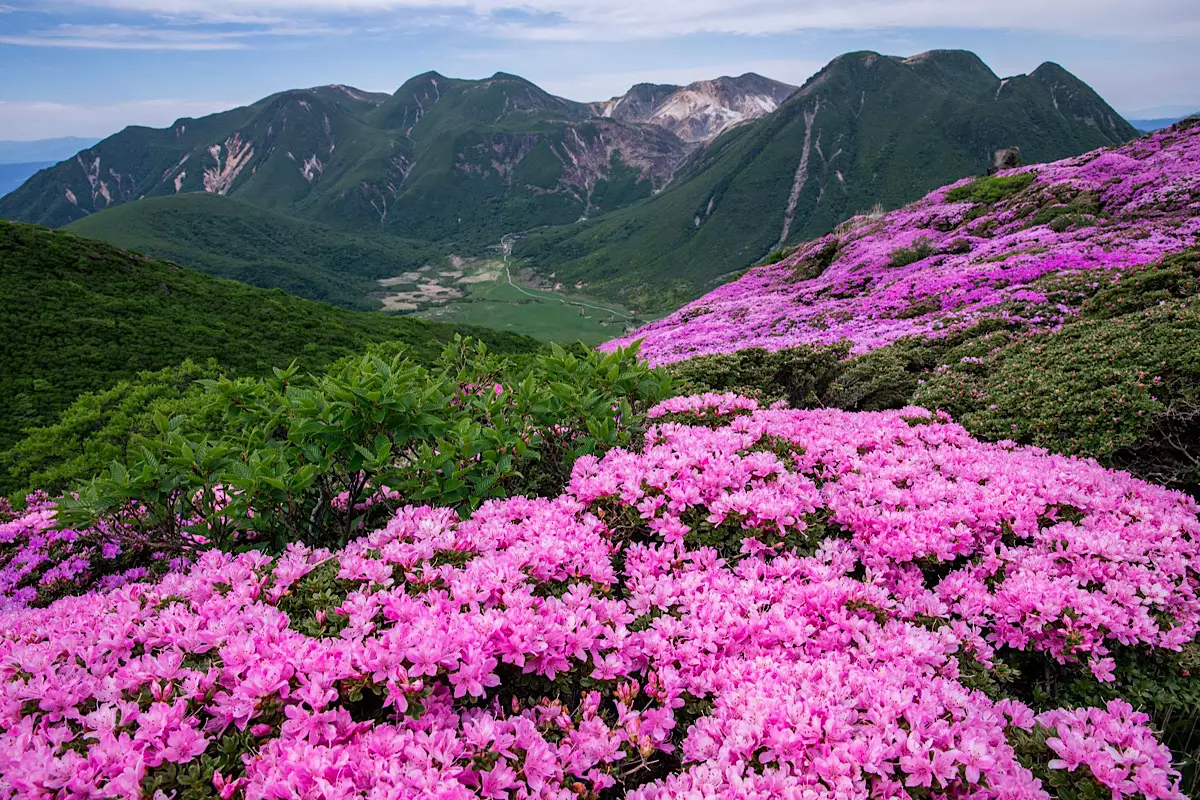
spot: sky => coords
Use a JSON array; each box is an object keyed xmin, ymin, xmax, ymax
[{"xmin": 1, "ymin": 0, "xmax": 1198, "ymax": 140}]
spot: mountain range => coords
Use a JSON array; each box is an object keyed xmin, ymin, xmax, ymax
[
  {"xmin": 0, "ymin": 51, "xmax": 1137, "ymax": 315},
  {"xmin": 516, "ymin": 51, "xmax": 1139, "ymax": 311},
  {"xmin": 0, "ymin": 73, "xmax": 790, "ymax": 242}
]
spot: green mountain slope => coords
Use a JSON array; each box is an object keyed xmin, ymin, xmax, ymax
[
  {"xmin": 64, "ymin": 194, "xmax": 438, "ymax": 310},
  {"xmin": 0, "ymin": 220, "xmax": 539, "ymax": 452},
  {"xmin": 515, "ymin": 51, "xmax": 1140, "ymax": 312},
  {"xmin": 0, "ymin": 74, "xmax": 689, "ymax": 247},
  {"xmin": 0, "ymin": 162, "xmax": 54, "ymax": 199}
]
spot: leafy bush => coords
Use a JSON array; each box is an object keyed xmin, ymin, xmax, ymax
[
  {"xmin": 667, "ymin": 321, "xmax": 1007, "ymax": 414},
  {"xmin": 667, "ymin": 344, "xmax": 849, "ymax": 408},
  {"xmin": 916, "ymin": 255, "xmax": 1200, "ymax": 494},
  {"xmin": 945, "ymin": 171, "xmax": 1036, "ymax": 204},
  {"xmin": 759, "ymin": 245, "xmax": 796, "ymax": 266},
  {"xmin": 59, "ymin": 337, "xmax": 671, "ymax": 555},
  {"xmin": 1, "ymin": 361, "xmax": 221, "ymax": 501},
  {"xmin": 888, "ymin": 236, "xmax": 937, "ymax": 267},
  {"xmin": 789, "ymin": 238, "xmax": 842, "ymax": 280}
]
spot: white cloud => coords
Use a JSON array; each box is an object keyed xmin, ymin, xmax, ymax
[
  {"xmin": 0, "ymin": 24, "xmax": 249, "ymax": 49},
  {"xmin": 0, "ymin": 98, "xmax": 245, "ymax": 139},
  {"xmin": 0, "ymin": 20, "xmax": 352, "ymax": 49},
  {"xmin": 32, "ymin": 0, "xmax": 1200, "ymax": 40}
]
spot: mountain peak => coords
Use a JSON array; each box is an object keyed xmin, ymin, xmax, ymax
[
  {"xmin": 1021, "ymin": 61, "xmax": 1135, "ymax": 142},
  {"xmin": 902, "ymin": 48, "xmax": 988, "ymax": 66},
  {"xmin": 1031, "ymin": 61, "xmax": 1071, "ymax": 78},
  {"xmin": 597, "ymin": 73, "xmax": 796, "ymax": 144}
]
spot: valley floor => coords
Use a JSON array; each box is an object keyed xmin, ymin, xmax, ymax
[{"xmin": 388, "ymin": 255, "xmax": 654, "ymax": 344}]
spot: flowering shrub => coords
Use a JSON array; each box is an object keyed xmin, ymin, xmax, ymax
[
  {"xmin": 606, "ymin": 122, "xmax": 1200, "ymax": 365},
  {"xmin": 916, "ymin": 289, "xmax": 1200, "ymax": 493},
  {"xmin": 47, "ymin": 339, "xmax": 669, "ymax": 570},
  {"xmin": 2, "ymin": 396, "xmax": 1196, "ymax": 798},
  {"xmin": 0, "ymin": 493, "xmax": 176, "ymax": 611}
]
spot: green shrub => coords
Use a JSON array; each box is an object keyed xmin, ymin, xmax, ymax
[
  {"xmin": 1, "ymin": 361, "xmax": 222, "ymax": 501},
  {"xmin": 1031, "ymin": 189, "xmax": 1102, "ymax": 229},
  {"xmin": 915, "ymin": 294, "xmax": 1200, "ymax": 494},
  {"xmin": 760, "ymin": 246, "xmax": 795, "ymax": 266},
  {"xmin": 60, "ymin": 338, "xmax": 672, "ymax": 553},
  {"xmin": 889, "ymin": 236, "xmax": 937, "ymax": 267},
  {"xmin": 945, "ymin": 171, "xmax": 1036, "ymax": 204},
  {"xmin": 790, "ymin": 239, "xmax": 841, "ymax": 280},
  {"xmin": 667, "ymin": 344, "xmax": 849, "ymax": 409}
]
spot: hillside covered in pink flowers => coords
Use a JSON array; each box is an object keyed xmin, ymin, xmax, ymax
[
  {"xmin": 3, "ymin": 396, "xmax": 1198, "ymax": 799},
  {"xmin": 605, "ymin": 121, "xmax": 1200, "ymax": 365}
]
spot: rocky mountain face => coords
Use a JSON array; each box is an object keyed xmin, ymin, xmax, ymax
[
  {"xmin": 594, "ymin": 74, "xmax": 798, "ymax": 144},
  {"xmin": 0, "ymin": 73, "xmax": 691, "ymax": 243},
  {"xmin": 517, "ymin": 50, "xmax": 1141, "ymax": 312}
]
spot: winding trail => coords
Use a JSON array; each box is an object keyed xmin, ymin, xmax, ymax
[{"xmin": 499, "ymin": 233, "xmax": 636, "ymax": 320}]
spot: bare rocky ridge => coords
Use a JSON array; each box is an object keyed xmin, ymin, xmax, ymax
[{"xmin": 594, "ymin": 74, "xmax": 798, "ymax": 144}]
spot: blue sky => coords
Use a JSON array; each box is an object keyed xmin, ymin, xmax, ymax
[{"xmin": 1, "ymin": 0, "xmax": 1198, "ymax": 140}]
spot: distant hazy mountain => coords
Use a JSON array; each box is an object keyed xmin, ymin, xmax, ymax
[
  {"xmin": 0, "ymin": 138, "xmax": 99, "ymax": 165},
  {"xmin": 517, "ymin": 50, "xmax": 1140, "ymax": 312},
  {"xmin": 592, "ymin": 74, "xmax": 797, "ymax": 144},
  {"xmin": 0, "ymin": 162, "xmax": 54, "ymax": 199},
  {"xmin": 1127, "ymin": 115, "xmax": 1197, "ymax": 132}
]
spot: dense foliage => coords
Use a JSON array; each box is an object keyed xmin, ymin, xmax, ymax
[
  {"xmin": 0, "ymin": 222, "xmax": 539, "ymax": 457},
  {"xmin": 3, "ymin": 339, "xmax": 668, "ymax": 600},
  {"xmin": 66, "ymin": 194, "xmax": 440, "ymax": 311},
  {"xmin": 607, "ymin": 121, "xmax": 1199, "ymax": 361},
  {"xmin": 2, "ymin": 395, "xmax": 1197, "ymax": 798},
  {"xmin": 1, "ymin": 361, "xmax": 220, "ymax": 500},
  {"xmin": 916, "ymin": 297, "xmax": 1199, "ymax": 493}
]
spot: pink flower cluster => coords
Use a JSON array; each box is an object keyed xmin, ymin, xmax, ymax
[
  {"xmin": 2, "ymin": 396, "xmax": 1196, "ymax": 798},
  {"xmin": 330, "ymin": 484, "xmax": 402, "ymax": 513},
  {"xmin": 0, "ymin": 493, "xmax": 156, "ymax": 611},
  {"xmin": 1039, "ymin": 700, "xmax": 1183, "ymax": 799},
  {"xmin": 646, "ymin": 392, "xmax": 764, "ymax": 419},
  {"xmin": 604, "ymin": 123, "xmax": 1200, "ymax": 365}
]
